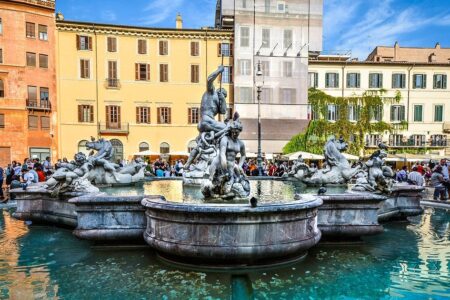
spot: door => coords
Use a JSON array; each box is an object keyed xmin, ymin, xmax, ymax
[{"xmin": 106, "ymin": 105, "xmax": 121, "ymax": 129}]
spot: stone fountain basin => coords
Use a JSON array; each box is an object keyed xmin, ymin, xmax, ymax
[{"xmin": 141, "ymin": 196, "xmax": 323, "ymax": 265}]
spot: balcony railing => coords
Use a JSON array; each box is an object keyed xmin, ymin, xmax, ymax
[
  {"xmin": 98, "ymin": 122, "xmax": 129, "ymax": 135},
  {"xmin": 26, "ymin": 99, "xmax": 51, "ymax": 111},
  {"xmin": 366, "ymin": 139, "xmax": 449, "ymax": 148},
  {"xmin": 105, "ymin": 78, "xmax": 120, "ymax": 89}
]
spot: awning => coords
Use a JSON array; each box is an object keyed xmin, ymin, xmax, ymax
[
  {"xmin": 168, "ymin": 151, "xmax": 190, "ymax": 156},
  {"xmin": 283, "ymin": 151, "xmax": 325, "ymax": 161},
  {"xmin": 134, "ymin": 150, "xmax": 160, "ymax": 156}
]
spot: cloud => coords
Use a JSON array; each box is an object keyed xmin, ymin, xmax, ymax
[
  {"xmin": 101, "ymin": 10, "xmax": 117, "ymax": 22},
  {"xmin": 139, "ymin": 0, "xmax": 184, "ymax": 26}
]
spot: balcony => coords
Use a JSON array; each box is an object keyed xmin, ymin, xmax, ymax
[
  {"xmin": 26, "ymin": 99, "xmax": 51, "ymax": 111},
  {"xmin": 17, "ymin": 0, "xmax": 55, "ymax": 9},
  {"xmin": 98, "ymin": 123, "xmax": 129, "ymax": 135},
  {"xmin": 105, "ymin": 78, "xmax": 121, "ymax": 89},
  {"xmin": 387, "ymin": 139, "xmax": 449, "ymax": 148}
]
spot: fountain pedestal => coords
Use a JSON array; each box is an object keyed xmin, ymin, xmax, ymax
[{"xmin": 142, "ymin": 196, "xmax": 322, "ymax": 266}]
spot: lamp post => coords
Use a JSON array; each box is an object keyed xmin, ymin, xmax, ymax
[{"xmin": 256, "ymin": 61, "xmax": 264, "ymax": 176}]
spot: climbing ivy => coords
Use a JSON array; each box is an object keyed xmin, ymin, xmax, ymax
[{"xmin": 283, "ymin": 88, "xmax": 401, "ymax": 156}]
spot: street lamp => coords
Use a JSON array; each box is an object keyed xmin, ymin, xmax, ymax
[{"xmin": 255, "ymin": 61, "xmax": 264, "ymax": 176}]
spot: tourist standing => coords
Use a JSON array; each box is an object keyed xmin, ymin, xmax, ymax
[
  {"xmin": 43, "ymin": 156, "xmax": 52, "ymax": 175},
  {"xmin": 431, "ymin": 166, "xmax": 447, "ymax": 200}
]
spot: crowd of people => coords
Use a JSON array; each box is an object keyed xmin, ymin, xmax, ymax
[{"xmin": 2, "ymin": 156, "xmax": 450, "ymax": 203}]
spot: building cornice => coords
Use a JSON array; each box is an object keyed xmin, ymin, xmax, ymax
[
  {"xmin": 56, "ymin": 20, "xmax": 234, "ymax": 40},
  {"xmin": 309, "ymin": 60, "xmax": 450, "ymax": 68},
  {"xmin": 1, "ymin": 0, "xmax": 55, "ymax": 10}
]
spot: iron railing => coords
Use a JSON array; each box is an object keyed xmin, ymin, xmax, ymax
[
  {"xmin": 26, "ymin": 99, "xmax": 51, "ymax": 111},
  {"xmin": 98, "ymin": 122, "xmax": 129, "ymax": 135}
]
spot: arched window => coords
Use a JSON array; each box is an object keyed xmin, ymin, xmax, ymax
[
  {"xmin": 0, "ymin": 79, "xmax": 4, "ymax": 98},
  {"xmin": 77, "ymin": 140, "xmax": 89, "ymax": 155},
  {"xmin": 110, "ymin": 139, "xmax": 124, "ymax": 162},
  {"xmin": 187, "ymin": 140, "xmax": 197, "ymax": 153},
  {"xmin": 139, "ymin": 142, "xmax": 149, "ymax": 152},
  {"xmin": 160, "ymin": 142, "xmax": 170, "ymax": 154}
]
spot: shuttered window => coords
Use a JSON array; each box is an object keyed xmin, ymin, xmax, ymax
[
  {"xmin": 188, "ymin": 108, "xmax": 199, "ymax": 124},
  {"xmin": 39, "ymin": 54, "xmax": 48, "ymax": 68},
  {"xmin": 0, "ymin": 48, "xmax": 3, "ymax": 64},
  {"xmin": 108, "ymin": 61, "xmax": 117, "ymax": 79},
  {"xmin": 138, "ymin": 39, "xmax": 147, "ymax": 54},
  {"xmin": 76, "ymin": 35, "xmax": 93, "ymax": 50},
  {"xmin": 191, "ymin": 65, "xmax": 199, "ymax": 83},
  {"xmin": 26, "ymin": 22, "xmax": 35, "ymax": 38},
  {"xmin": 80, "ymin": 59, "xmax": 90, "ymax": 78},
  {"xmin": 160, "ymin": 64, "xmax": 168, "ymax": 82},
  {"xmin": 218, "ymin": 43, "xmax": 232, "ymax": 56},
  {"xmin": 78, "ymin": 105, "xmax": 94, "ymax": 123},
  {"xmin": 106, "ymin": 106, "xmax": 121, "ymax": 129},
  {"xmin": 0, "ymin": 114, "xmax": 4, "ymax": 128},
  {"xmin": 38, "ymin": 25, "xmax": 48, "ymax": 40},
  {"xmin": 159, "ymin": 40, "xmax": 168, "ymax": 55},
  {"xmin": 27, "ymin": 86, "xmax": 37, "ymax": 100},
  {"xmin": 26, "ymin": 52, "xmax": 36, "ymax": 67},
  {"xmin": 135, "ymin": 63, "xmax": 150, "ymax": 81},
  {"xmin": 0, "ymin": 80, "xmax": 4, "ymax": 97},
  {"xmin": 41, "ymin": 116, "xmax": 50, "ymax": 129},
  {"xmin": 190, "ymin": 41, "xmax": 199, "ymax": 56},
  {"xmin": 157, "ymin": 107, "xmax": 171, "ymax": 124},
  {"xmin": 107, "ymin": 37, "xmax": 117, "ymax": 52},
  {"xmin": 28, "ymin": 115, "xmax": 38, "ymax": 129},
  {"xmin": 136, "ymin": 107, "xmax": 150, "ymax": 124}
]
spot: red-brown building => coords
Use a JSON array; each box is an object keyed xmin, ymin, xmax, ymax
[{"xmin": 0, "ymin": 0, "xmax": 57, "ymax": 166}]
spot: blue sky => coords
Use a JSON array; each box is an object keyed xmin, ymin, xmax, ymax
[{"xmin": 56, "ymin": 0, "xmax": 450, "ymax": 59}]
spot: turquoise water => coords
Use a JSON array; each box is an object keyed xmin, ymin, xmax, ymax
[
  {"xmin": 1, "ymin": 207, "xmax": 449, "ymax": 299},
  {"xmin": 101, "ymin": 180, "xmax": 346, "ymax": 203}
]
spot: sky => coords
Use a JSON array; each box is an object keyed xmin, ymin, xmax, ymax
[{"xmin": 56, "ymin": 0, "xmax": 450, "ymax": 59}]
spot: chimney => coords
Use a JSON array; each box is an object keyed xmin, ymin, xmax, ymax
[
  {"xmin": 176, "ymin": 13, "xmax": 183, "ymax": 29},
  {"xmin": 394, "ymin": 41, "xmax": 399, "ymax": 61}
]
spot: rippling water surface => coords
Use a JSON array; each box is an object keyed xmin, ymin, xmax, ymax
[{"xmin": 0, "ymin": 207, "xmax": 449, "ymax": 299}]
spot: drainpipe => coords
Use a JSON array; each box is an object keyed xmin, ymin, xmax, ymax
[
  {"xmin": 406, "ymin": 63, "xmax": 415, "ymax": 124},
  {"xmin": 341, "ymin": 64, "xmax": 346, "ymax": 98},
  {"xmin": 93, "ymin": 24, "xmax": 99, "ymax": 138}
]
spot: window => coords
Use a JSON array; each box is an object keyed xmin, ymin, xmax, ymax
[
  {"xmin": 413, "ymin": 105, "xmax": 423, "ymax": 122},
  {"xmin": 277, "ymin": 1, "xmax": 286, "ymax": 12},
  {"xmin": 0, "ymin": 80, "xmax": 3, "ymax": 97},
  {"xmin": 78, "ymin": 105, "xmax": 94, "ymax": 123},
  {"xmin": 242, "ymin": 0, "xmax": 247, "ymax": 8},
  {"xmin": 239, "ymin": 59, "xmax": 251, "ymax": 76},
  {"xmin": 434, "ymin": 105, "xmax": 444, "ymax": 122},
  {"xmin": 107, "ymin": 37, "xmax": 117, "ymax": 52},
  {"xmin": 40, "ymin": 87, "xmax": 49, "ymax": 107},
  {"xmin": 160, "ymin": 142, "xmax": 170, "ymax": 154},
  {"xmin": 135, "ymin": 63, "xmax": 150, "ymax": 81},
  {"xmin": 80, "ymin": 59, "xmax": 90, "ymax": 78},
  {"xmin": 265, "ymin": 0, "xmax": 271, "ymax": 13},
  {"xmin": 26, "ymin": 52, "xmax": 36, "ymax": 67},
  {"xmin": 371, "ymin": 105, "xmax": 383, "ymax": 122},
  {"xmin": 218, "ymin": 43, "xmax": 231, "ymax": 57},
  {"xmin": 240, "ymin": 27, "xmax": 250, "ymax": 47},
  {"xmin": 158, "ymin": 107, "xmax": 171, "ymax": 124},
  {"xmin": 283, "ymin": 29, "xmax": 292, "ymax": 49},
  {"xmin": 27, "ymin": 86, "xmax": 37, "ymax": 101},
  {"xmin": 392, "ymin": 73, "xmax": 406, "ymax": 89},
  {"xmin": 390, "ymin": 105, "xmax": 405, "ymax": 122},
  {"xmin": 106, "ymin": 106, "xmax": 121, "ymax": 129},
  {"xmin": 28, "ymin": 115, "xmax": 38, "ymax": 129},
  {"xmin": 187, "ymin": 140, "xmax": 197, "ymax": 153},
  {"xmin": 325, "ymin": 73, "xmax": 339, "ymax": 88},
  {"xmin": 39, "ymin": 54, "xmax": 48, "ymax": 68},
  {"xmin": 191, "ymin": 65, "xmax": 200, "ymax": 83},
  {"xmin": 389, "ymin": 134, "xmax": 404, "ymax": 147},
  {"xmin": 308, "ymin": 72, "xmax": 318, "ymax": 88},
  {"xmin": 369, "ymin": 73, "xmax": 383, "ymax": 88},
  {"xmin": 38, "ymin": 25, "xmax": 48, "ymax": 41},
  {"xmin": 431, "ymin": 135, "xmax": 447, "ymax": 147},
  {"xmin": 433, "ymin": 74, "xmax": 447, "ymax": 89},
  {"xmin": 366, "ymin": 135, "xmax": 382, "ymax": 147},
  {"xmin": 222, "ymin": 66, "xmax": 232, "ymax": 83},
  {"xmin": 110, "ymin": 139, "xmax": 124, "ymax": 162},
  {"xmin": 138, "ymin": 39, "xmax": 147, "ymax": 54},
  {"xmin": 348, "ymin": 105, "xmax": 359, "ymax": 122},
  {"xmin": 136, "ymin": 107, "xmax": 150, "ymax": 124},
  {"xmin": 77, "ymin": 35, "xmax": 92, "ymax": 51},
  {"xmin": 26, "ymin": 22, "xmax": 35, "ymax": 38},
  {"xmin": 191, "ymin": 41, "xmax": 199, "ymax": 56},
  {"xmin": 0, "ymin": 48, "xmax": 2, "ymax": 64},
  {"xmin": 139, "ymin": 142, "xmax": 149, "ymax": 152},
  {"xmin": 0, "ymin": 18, "xmax": 2, "ymax": 35},
  {"xmin": 280, "ymin": 88, "xmax": 296, "ymax": 104},
  {"xmin": 108, "ymin": 61, "xmax": 118, "ymax": 85},
  {"xmin": 159, "ymin": 40, "xmax": 168, "ymax": 55},
  {"xmin": 261, "ymin": 61, "xmax": 270, "ymax": 77},
  {"xmin": 238, "ymin": 87, "xmax": 253, "ymax": 103},
  {"xmin": 41, "ymin": 116, "xmax": 50, "ymax": 130},
  {"xmin": 160, "ymin": 64, "xmax": 169, "ymax": 82},
  {"xmin": 188, "ymin": 107, "xmax": 199, "ymax": 124},
  {"xmin": 327, "ymin": 105, "xmax": 336, "ymax": 121},
  {"xmin": 411, "ymin": 135, "xmax": 425, "ymax": 147},
  {"xmin": 261, "ymin": 88, "xmax": 273, "ymax": 104},
  {"xmin": 0, "ymin": 113, "xmax": 4, "ymax": 128},
  {"xmin": 413, "ymin": 74, "xmax": 427, "ymax": 89},
  {"xmin": 347, "ymin": 73, "xmax": 360, "ymax": 88},
  {"xmin": 262, "ymin": 29, "xmax": 270, "ymax": 48},
  {"xmin": 283, "ymin": 61, "xmax": 293, "ymax": 77}
]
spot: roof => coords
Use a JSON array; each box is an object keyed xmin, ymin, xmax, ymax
[
  {"xmin": 240, "ymin": 119, "xmax": 310, "ymax": 141},
  {"xmin": 308, "ymin": 60, "xmax": 450, "ymax": 68}
]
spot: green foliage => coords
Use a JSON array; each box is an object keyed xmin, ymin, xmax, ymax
[{"xmin": 283, "ymin": 88, "xmax": 398, "ymax": 155}]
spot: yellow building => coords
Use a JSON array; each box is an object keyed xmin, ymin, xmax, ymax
[{"xmin": 56, "ymin": 16, "xmax": 233, "ymax": 161}]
